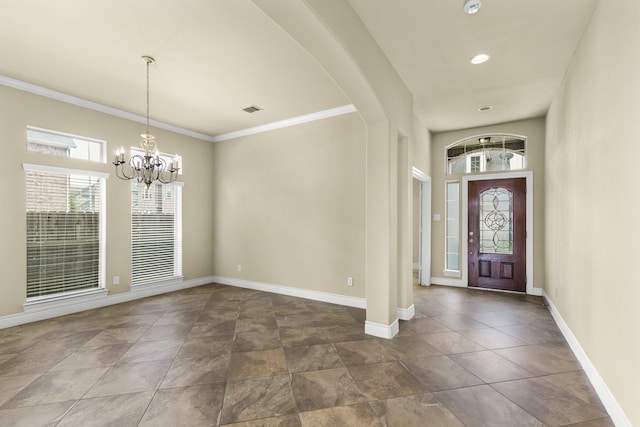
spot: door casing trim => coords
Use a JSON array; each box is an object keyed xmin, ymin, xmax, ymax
[{"xmin": 462, "ymin": 171, "xmax": 540, "ymax": 295}]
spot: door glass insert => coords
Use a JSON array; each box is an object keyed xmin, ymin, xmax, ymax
[{"xmin": 479, "ymin": 187, "xmax": 513, "ymax": 254}]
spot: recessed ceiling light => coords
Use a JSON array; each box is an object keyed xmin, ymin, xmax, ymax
[
  {"xmin": 463, "ymin": 0, "xmax": 482, "ymax": 14},
  {"xmin": 479, "ymin": 106, "xmax": 493, "ymax": 111},
  {"xmin": 471, "ymin": 54, "xmax": 490, "ymax": 65}
]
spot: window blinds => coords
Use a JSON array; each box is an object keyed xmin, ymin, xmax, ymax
[
  {"xmin": 25, "ymin": 167, "xmax": 103, "ymax": 298},
  {"xmin": 131, "ymin": 182, "xmax": 182, "ymax": 286}
]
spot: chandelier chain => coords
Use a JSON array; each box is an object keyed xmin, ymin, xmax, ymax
[{"xmin": 146, "ymin": 57, "xmax": 151, "ymax": 134}]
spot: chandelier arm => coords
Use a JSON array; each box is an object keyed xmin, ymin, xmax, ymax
[
  {"xmin": 113, "ymin": 162, "xmax": 136, "ymax": 181},
  {"xmin": 153, "ymin": 157, "xmax": 168, "ymax": 183},
  {"xmin": 114, "ymin": 165, "xmax": 131, "ymax": 181},
  {"xmin": 157, "ymin": 171, "xmax": 175, "ymax": 184},
  {"xmin": 121, "ymin": 164, "xmax": 136, "ymax": 180}
]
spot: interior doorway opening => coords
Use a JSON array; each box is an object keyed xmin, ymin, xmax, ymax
[{"xmin": 412, "ymin": 168, "xmax": 431, "ymax": 286}]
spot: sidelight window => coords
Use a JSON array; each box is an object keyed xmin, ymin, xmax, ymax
[{"xmin": 445, "ymin": 181, "xmax": 460, "ymax": 273}]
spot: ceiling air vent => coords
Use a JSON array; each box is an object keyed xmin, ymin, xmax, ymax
[{"xmin": 242, "ymin": 105, "xmax": 263, "ymax": 113}]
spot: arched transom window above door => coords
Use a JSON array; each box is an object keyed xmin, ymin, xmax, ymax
[{"xmin": 445, "ymin": 134, "xmax": 526, "ymax": 175}]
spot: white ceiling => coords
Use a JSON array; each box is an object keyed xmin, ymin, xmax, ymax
[{"xmin": 0, "ymin": 0, "xmax": 598, "ymax": 138}]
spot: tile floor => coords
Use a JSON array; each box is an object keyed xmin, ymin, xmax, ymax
[{"xmin": 0, "ymin": 283, "xmax": 613, "ymax": 426}]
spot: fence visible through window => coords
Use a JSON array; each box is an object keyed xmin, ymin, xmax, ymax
[{"xmin": 25, "ymin": 167, "xmax": 104, "ymax": 298}]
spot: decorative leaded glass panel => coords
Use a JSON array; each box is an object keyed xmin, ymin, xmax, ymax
[{"xmin": 479, "ymin": 187, "xmax": 513, "ymax": 254}]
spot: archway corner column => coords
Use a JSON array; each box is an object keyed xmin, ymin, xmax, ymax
[
  {"xmin": 364, "ymin": 119, "xmax": 400, "ymax": 339},
  {"xmin": 396, "ymin": 133, "xmax": 415, "ymax": 322}
]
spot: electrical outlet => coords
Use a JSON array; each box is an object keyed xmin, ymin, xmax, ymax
[
  {"xmin": 113, "ymin": 276, "xmax": 120, "ymax": 285},
  {"xmin": 347, "ymin": 277, "xmax": 353, "ymax": 287},
  {"xmin": 236, "ymin": 264, "xmax": 242, "ymax": 272}
]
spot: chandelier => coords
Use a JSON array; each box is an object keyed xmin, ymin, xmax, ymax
[{"xmin": 113, "ymin": 55, "xmax": 179, "ymax": 187}]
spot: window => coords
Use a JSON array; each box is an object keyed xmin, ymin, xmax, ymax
[
  {"xmin": 27, "ymin": 126, "xmax": 105, "ymax": 163},
  {"xmin": 445, "ymin": 181, "xmax": 460, "ymax": 273},
  {"xmin": 446, "ymin": 134, "xmax": 526, "ymax": 175},
  {"xmin": 131, "ymin": 182, "xmax": 183, "ymax": 286},
  {"xmin": 24, "ymin": 164, "xmax": 106, "ymax": 299}
]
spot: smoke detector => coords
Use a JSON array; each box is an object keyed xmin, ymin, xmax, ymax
[{"xmin": 463, "ymin": 0, "xmax": 482, "ymax": 14}]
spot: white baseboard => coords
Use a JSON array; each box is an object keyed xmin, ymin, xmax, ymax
[
  {"xmin": 397, "ymin": 304, "xmax": 415, "ymax": 321},
  {"xmin": 543, "ymin": 291, "xmax": 632, "ymax": 427},
  {"xmin": 0, "ymin": 276, "xmax": 215, "ymax": 330},
  {"xmin": 365, "ymin": 319, "xmax": 399, "ymax": 339},
  {"xmin": 2, "ymin": 275, "xmax": 415, "ymax": 343},
  {"xmin": 530, "ymin": 287, "xmax": 543, "ymax": 296},
  {"xmin": 431, "ymin": 277, "xmax": 466, "ymax": 287},
  {"xmin": 211, "ymin": 276, "xmax": 367, "ymax": 309}
]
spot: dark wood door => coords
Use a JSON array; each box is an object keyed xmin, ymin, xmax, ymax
[{"xmin": 468, "ymin": 178, "xmax": 526, "ymax": 292}]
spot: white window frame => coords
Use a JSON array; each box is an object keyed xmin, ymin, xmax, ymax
[
  {"xmin": 444, "ymin": 180, "xmax": 460, "ymax": 277},
  {"xmin": 26, "ymin": 126, "xmax": 106, "ymax": 163},
  {"xmin": 130, "ymin": 181, "xmax": 184, "ymax": 288},
  {"xmin": 22, "ymin": 163, "xmax": 108, "ymax": 306},
  {"xmin": 444, "ymin": 133, "xmax": 527, "ymax": 175}
]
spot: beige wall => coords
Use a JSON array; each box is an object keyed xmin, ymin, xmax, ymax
[
  {"xmin": 254, "ymin": 0, "xmax": 427, "ymax": 327},
  {"xmin": 545, "ymin": 0, "xmax": 640, "ymax": 424},
  {"xmin": 0, "ymin": 86, "xmax": 215, "ymax": 317},
  {"xmin": 430, "ymin": 117, "xmax": 545, "ymax": 289},
  {"xmin": 211, "ymin": 112, "xmax": 366, "ymax": 298},
  {"xmin": 412, "ymin": 116, "xmax": 431, "ymax": 175}
]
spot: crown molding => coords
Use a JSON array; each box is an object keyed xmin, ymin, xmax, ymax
[
  {"xmin": 0, "ymin": 75, "xmax": 356, "ymax": 144},
  {"xmin": 210, "ymin": 104, "xmax": 357, "ymax": 142}
]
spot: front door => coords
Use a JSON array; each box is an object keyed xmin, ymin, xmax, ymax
[{"xmin": 468, "ymin": 178, "xmax": 526, "ymax": 292}]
